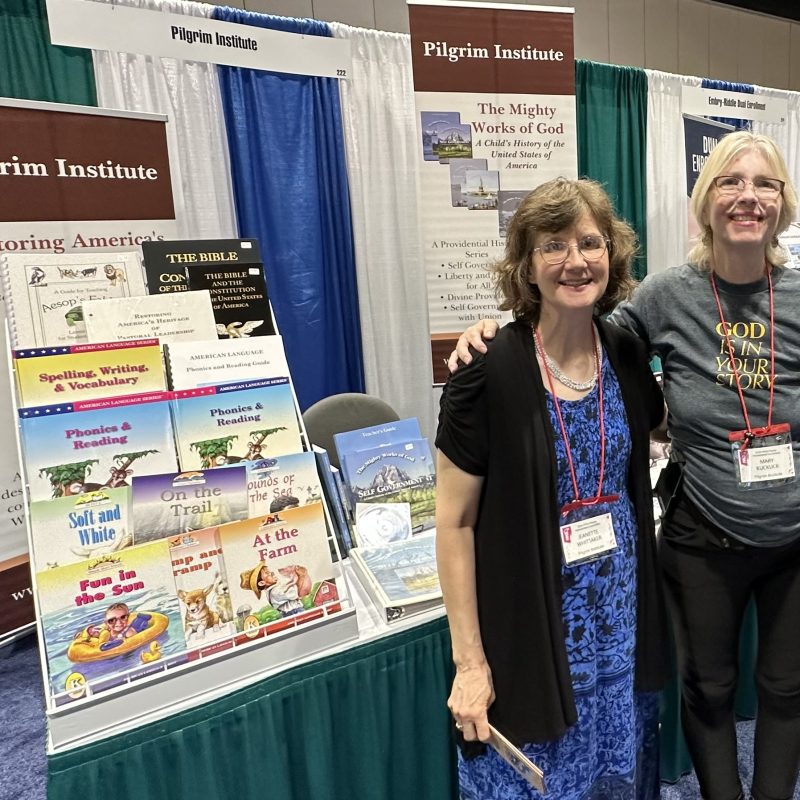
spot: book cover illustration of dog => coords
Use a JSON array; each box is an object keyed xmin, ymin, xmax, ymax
[{"xmin": 170, "ymin": 528, "xmax": 235, "ymax": 648}]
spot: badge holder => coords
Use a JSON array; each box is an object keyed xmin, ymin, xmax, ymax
[
  {"xmin": 558, "ymin": 495, "xmax": 619, "ymax": 567},
  {"xmin": 729, "ymin": 423, "xmax": 796, "ymax": 489}
]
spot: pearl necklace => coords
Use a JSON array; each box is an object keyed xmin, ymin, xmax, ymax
[{"xmin": 533, "ymin": 324, "xmax": 601, "ymax": 392}]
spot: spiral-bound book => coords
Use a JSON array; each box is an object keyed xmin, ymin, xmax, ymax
[{"xmin": 0, "ymin": 251, "xmax": 147, "ymax": 349}]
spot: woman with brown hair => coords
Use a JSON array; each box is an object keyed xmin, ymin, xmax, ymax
[{"xmin": 436, "ymin": 177, "xmax": 668, "ymax": 799}]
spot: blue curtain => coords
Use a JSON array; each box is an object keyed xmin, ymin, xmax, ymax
[
  {"xmin": 701, "ymin": 78, "xmax": 753, "ymax": 131},
  {"xmin": 212, "ymin": 9, "xmax": 365, "ymax": 410}
]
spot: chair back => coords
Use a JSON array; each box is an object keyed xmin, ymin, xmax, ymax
[{"xmin": 302, "ymin": 393, "xmax": 400, "ymax": 469}]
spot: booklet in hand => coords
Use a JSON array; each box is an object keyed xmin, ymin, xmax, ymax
[{"xmin": 488, "ymin": 724, "xmax": 547, "ymax": 795}]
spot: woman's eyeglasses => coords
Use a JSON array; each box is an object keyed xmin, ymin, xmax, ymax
[
  {"xmin": 534, "ymin": 234, "xmax": 609, "ymax": 265},
  {"xmin": 713, "ymin": 175, "xmax": 784, "ymax": 199}
]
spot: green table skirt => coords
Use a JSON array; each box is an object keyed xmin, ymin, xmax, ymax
[
  {"xmin": 47, "ymin": 605, "xmax": 758, "ymax": 797},
  {"xmin": 48, "ymin": 618, "xmax": 459, "ymax": 800}
]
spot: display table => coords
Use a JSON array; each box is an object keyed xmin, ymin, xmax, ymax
[
  {"xmin": 46, "ymin": 560, "xmax": 758, "ymax": 798},
  {"xmin": 47, "ymin": 613, "xmax": 459, "ymax": 800}
]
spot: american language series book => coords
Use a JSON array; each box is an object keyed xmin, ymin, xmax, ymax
[
  {"xmin": 170, "ymin": 526, "xmax": 236, "ymax": 653},
  {"xmin": 36, "ymin": 539, "xmax": 185, "ymax": 706},
  {"xmin": 244, "ymin": 450, "xmax": 323, "ymax": 517},
  {"xmin": 19, "ymin": 391, "xmax": 179, "ymax": 503},
  {"xmin": 170, "ymin": 378, "xmax": 302, "ymax": 471},
  {"xmin": 163, "ymin": 335, "xmax": 290, "ymax": 391},
  {"xmin": 132, "ymin": 466, "xmax": 249, "ymax": 543},
  {"xmin": 29, "ymin": 486, "xmax": 132, "ymax": 571},
  {"xmin": 217, "ymin": 502, "xmax": 340, "ymax": 638},
  {"xmin": 13, "ymin": 339, "xmax": 166, "ymax": 407}
]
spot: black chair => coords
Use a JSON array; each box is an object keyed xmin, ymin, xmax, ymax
[{"xmin": 302, "ymin": 392, "xmax": 400, "ymax": 470}]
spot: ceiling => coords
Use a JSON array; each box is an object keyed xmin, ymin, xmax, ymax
[{"xmin": 714, "ymin": 1, "xmax": 800, "ymax": 23}]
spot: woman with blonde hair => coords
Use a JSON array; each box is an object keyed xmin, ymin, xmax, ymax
[
  {"xmin": 437, "ymin": 177, "xmax": 668, "ymax": 799},
  {"xmin": 452, "ymin": 130, "xmax": 800, "ymax": 800}
]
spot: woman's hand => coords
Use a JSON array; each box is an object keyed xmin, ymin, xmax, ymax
[
  {"xmin": 448, "ymin": 661, "xmax": 495, "ymax": 742},
  {"xmin": 447, "ymin": 319, "xmax": 501, "ymax": 372}
]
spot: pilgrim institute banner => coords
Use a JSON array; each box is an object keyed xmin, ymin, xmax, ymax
[
  {"xmin": 0, "ymin": 98, "xmax": 177, "ymax": 643},
  {"xmin": 408, "ymin": 0, "xmax": 577, "ymax": 383}
]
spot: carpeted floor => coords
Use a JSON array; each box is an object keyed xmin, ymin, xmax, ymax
[
  {"xmin": 1, "ymin": 633, "xmax": 798, "ymax": 800},
  {"xmin": 0, "ymin": 635, "xmax": 47, "ymax": 800}
]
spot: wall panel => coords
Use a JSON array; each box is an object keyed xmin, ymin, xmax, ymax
[
  {"xmin": 609, "ymin": 0, "xmax": 645, "ymax": 67},
  {"xmin": 677, "ymin": 0, "xmax": 709, "ymax": 78},
  {"xmin": 312, "ymin": 0, "xmax": 375, "ymax": 28},
  {"xmin": 761, "ymin": 15, "xmax": 790, "ymax": 89},
  {"xmin": 374, "ymin": 0, "xmax": 409, "ymax": 33},
  {"xmin": 707, "ymin": 4, "xmax": 739, "ymax": 82},
  {"xmin": 644, "ymin": 0, "xmax": 678, "ymax": 73},
  {"xmin": 572, "ymin": 0, "xmax": 609, "ymax": 63}
]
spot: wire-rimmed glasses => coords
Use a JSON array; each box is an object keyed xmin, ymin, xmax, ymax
[
  {"xmin": 713, "ymin": 175, "xmax": 785, "ymax": 199},
  {"xmin": 533, "ymin": 234, "xmax": 609, "ymax": 265}
]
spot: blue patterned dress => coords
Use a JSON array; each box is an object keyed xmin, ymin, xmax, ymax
[{"xmin": 458, "ymin": 354, "xmax": 660, "ymax": 800}]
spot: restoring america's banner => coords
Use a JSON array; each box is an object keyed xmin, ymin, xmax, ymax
[{"xmin": 0, "ymin": 98, "xmax": 177, "ymax": 644}]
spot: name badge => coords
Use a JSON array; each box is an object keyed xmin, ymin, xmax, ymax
[
  {"xmin": 729, "ymin": 424, "xmax": 796, "ymax": 490},
  {"xmin": 559, "ymin": 512, "xmax": 617, "ymax": 566}
]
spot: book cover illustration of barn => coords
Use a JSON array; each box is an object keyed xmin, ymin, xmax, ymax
[
  {"xmin": 170, "ymin": 378, "xmax": 302, "ymax": 471},
  {"xmin": 339, "ymin": 439, "xmax": 437, "ymax": 532},
  {"xmin": 217, "ymin": 501, "xmax": 339, "ymax": 639},
  {"xmin": 132, "ymin": 466, "xmax": 249, "ymax": 544},
  {"xmin": 19, "ymin": 391, "xmax": 178, "ymax": 503},
  {"xmin": 35, "ymin": 539, "xmax": 185, "ymax": 706},
  {"xmin": 29, "ymin": 486, "xmax": 132, "ymax": 571},
  {"xmin": 170, "ymin": 526, "xmax": 236, "ymax": 656}
]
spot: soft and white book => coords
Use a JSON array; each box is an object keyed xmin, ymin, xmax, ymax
[
  {"xmin": 83, "ymin": 290, "xmax": 217, "ymax": 344},
  {"xmin": 163, "ymin": 335, "xmax": 290, "ymax": 390},
  {"xmin": 1, "ymin": 251, "xmax": 147, "ymax": 349}
]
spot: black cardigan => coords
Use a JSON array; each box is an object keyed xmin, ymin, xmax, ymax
[{"xmin": 436, "ymin": 319, "xmax": 669, "ymax": 748}]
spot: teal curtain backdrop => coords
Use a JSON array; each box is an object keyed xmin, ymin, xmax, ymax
[
  {"xmin": 0, "ymin": 0, "xmax": 96, "ymax": 104},
  {"xmin": 576, "ymin": 60, "xmax": 648, "ymax": 279}
]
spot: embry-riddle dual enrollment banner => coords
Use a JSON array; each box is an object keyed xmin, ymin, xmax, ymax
[
  {"xmin": 408, "ymin": 0, "xmax": 577, "ymax": 384},
  {"xmin": 0, "ymin": 99, "xmax": 177, "ymax": 643}
]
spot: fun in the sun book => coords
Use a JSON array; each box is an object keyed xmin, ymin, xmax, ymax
[{"xmin": 36, "ymin": 539, "xmax": 185, "ymax": 707}]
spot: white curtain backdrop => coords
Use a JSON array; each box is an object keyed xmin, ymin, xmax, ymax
[
  {"xmin": 330, "ymin": 23, "xmax": 436, "ymax": 440},
  {"xmin": 644, "ymin": 69, "xmax": 702, "ymax": 275},
  {"xmin": 91, "ymin": 0, "xmax": 237, "ymax": 240},
  {"xmin": 751, "ymin": 86, "xmax": 800, "ymax": 197}
]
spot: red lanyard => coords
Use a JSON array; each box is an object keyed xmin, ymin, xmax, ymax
[
  {"xmin": 534, "ymin": 326, "xmax": 618, "ymax": 516},
  {"xmin": 710, "ymin": 267, "xmax": 776, "ymax": 448}
]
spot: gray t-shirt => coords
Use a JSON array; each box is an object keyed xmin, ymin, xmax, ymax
[{"xmin": 611, "ymin": 263, "xmax": 800, "ymax": 546}]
